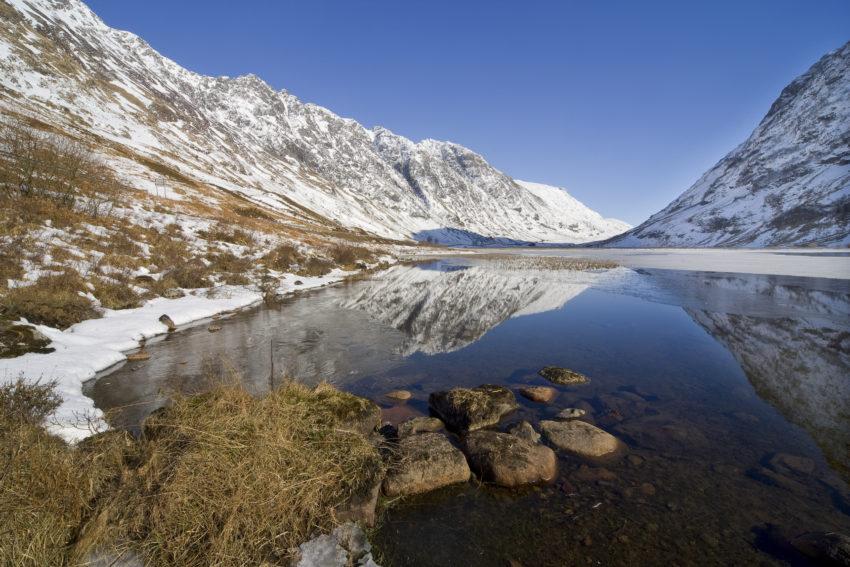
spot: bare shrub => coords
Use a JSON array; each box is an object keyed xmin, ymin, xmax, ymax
[{"xmin": 0, "ymin": 120, "xmax": 119, "ymax": 212}]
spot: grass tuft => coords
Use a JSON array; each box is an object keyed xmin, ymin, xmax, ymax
[
  {"xmin": 1, "ymin": 271, "xmax": 99, "ymax": 329},
  {"xmin": 85, "ymin": 380, "xmax": 383, "ymax": 566}
]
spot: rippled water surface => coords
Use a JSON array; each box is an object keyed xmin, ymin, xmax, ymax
[{"xmin": 87, "ymin": 256, "xmax": 850, "ymax": 566}]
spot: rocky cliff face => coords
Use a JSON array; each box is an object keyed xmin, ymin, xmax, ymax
[
  {"xmin": 605, "ymin": 41, "xmax": 850, "ymax": 247},
  {"xmin": 0, "ymin": 0, "xmax": 628, "ymax": 245}
]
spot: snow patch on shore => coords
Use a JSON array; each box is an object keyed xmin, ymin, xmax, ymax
[{"xmin": 0, "ymin": 273, "xmax": 347, "ymax": 442}]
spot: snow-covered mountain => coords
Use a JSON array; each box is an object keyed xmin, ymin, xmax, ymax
[
  {"xmin": 605, "ymin": 41, "xmax": 850, "ymax": 248},
  {"xmin": 0, "ymin": 0, "xmax": 628, "ymax": 245}
]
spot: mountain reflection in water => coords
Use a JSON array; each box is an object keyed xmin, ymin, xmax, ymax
[{"xmin": 87, "ymin": 259, "xmax": 849, "ymax": 487}]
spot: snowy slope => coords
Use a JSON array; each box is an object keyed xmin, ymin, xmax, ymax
[
  {"xmin": 0, "ymin": 0, "xmax": 628, "ymax": 245},
  {"xmin": 604, "ymin": 41, "xmax": 850, "ymax": 248}
]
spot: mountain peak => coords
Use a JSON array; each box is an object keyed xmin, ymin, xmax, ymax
[{"xmin": 604, "ymin": 40, "xmax": 850, "ymax": 248}]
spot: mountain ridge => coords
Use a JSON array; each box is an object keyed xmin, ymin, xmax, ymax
[{"xmin": 0, "ymin": 0, "xmax": 629, "ymax": 245}]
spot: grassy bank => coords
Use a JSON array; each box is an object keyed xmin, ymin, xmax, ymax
[{"xmin": 0, "ymin": 378, "xmax": 384, "ymax": 566}]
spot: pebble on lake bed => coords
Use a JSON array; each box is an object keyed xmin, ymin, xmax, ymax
[{"xmin": 519, "ymin": 386, "xmax": 558, "ymax": 403}]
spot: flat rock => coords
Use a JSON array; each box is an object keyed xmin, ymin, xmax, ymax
[
  {"xmin": 508, "ymin": 420, "xmax": 541, "ymax": 444},
  {"xmin": 519, "ymin": 386, "xmax": 558, "ymax": 404},
  {"xmin": 429, "ymin": 384, "xmax": 518, "ymax": 432},
  {"xmin": 540, "ymin": 420, "xmax": 622, "ymax": 458},
  {"xmin": 383, "ymin": 433, "xmax": 470, "ymax": 497},
  {"xmin": 463, "ymin": 430, "xmax": 557, "ymax": 487},
  {"xmin": 556, "ymin": 408, "xmax": 587, "ymax": 420},
  {"xmin": 385, "ymin": 389, "xmax": 412, "ymax": 401},
  {"xmin": 538, "ymin": 366, "xmax": 590, "ymax": 385},
  {"xmin": 397, "ymin": 416, "xmax": 444, "ymax": 438}
]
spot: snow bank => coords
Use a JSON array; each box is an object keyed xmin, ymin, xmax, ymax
[{"xmin": 0, "ymin": 272, "xmax": 348, "ymax": 442}]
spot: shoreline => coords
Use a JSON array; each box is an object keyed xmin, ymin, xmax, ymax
[{"xmin": 0, "ymin": 268, "xmax": 360, "ymax": 442}]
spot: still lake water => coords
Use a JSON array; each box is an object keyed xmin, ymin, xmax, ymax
[{"xmin": 86, "ymin": 255, "xmax": 850, "ymax": 566}]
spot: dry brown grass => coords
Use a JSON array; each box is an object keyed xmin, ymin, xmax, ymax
[
  {"xmin": 196, "ymin": 222, "xmax": 255, "ymax": 247},
  {"xmin": 262, "ymin": 243, "xmax": 304, "ymax": 272},
  {"xmin": 1, "ymin": 378, "xmax": 386, "ymax": 566},
  {"xmin": 82, "ymin": 381, "xmax": 383, "ymax": 566},
  {"xmin": 0, "ymin": 379, "xmax": 131, "ymax": 567},
  {"xmin": 327, "ymin": 244, "xmax": 377, "ymax": 269},
  {"xmin": 1, "ymin": 271, "xmax": 99, "ymax": 329},
  {"xmin": 297, "ymin": 256, "xmax": 335, "ymax": 277},
  {"xmin": 91, "ymin": 277, "xmax": 141, "ymax": 310}
]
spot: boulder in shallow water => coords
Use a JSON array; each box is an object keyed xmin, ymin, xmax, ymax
[
  {"xmin": 540, "ymin": 420, "xmax": 622, "ymax": 458},
  {"xmin": 383, "ymin": 433, "xmax": 470, "ymax": 496},
  {"xmin": 429, "ymin": 384, "xmax": 518, "ymax": 432},
  {"xmin": 463, "ymin": 430, "xmax": 557, "ymax": 487},
  {"xmin": 538, "ymin": 366, "xmax": 590, "ymax": 385},
  {"xmin": 397, "ymin": 416, "xmax": 444, "ymax": 438},
  {"xmin": 508, "ymin": 420, "xmax": 541, "ymax": 444},
  {"xmin": 519, "ymin": 386, "xmax": 558, "ymax": 404}
]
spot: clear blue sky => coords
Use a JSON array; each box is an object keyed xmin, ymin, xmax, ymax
[{"xmin": 85, "ymin": 0, "xmax": 850, "ymax": 225}]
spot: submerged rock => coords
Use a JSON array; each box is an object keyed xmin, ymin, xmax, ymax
[
  {"xmin": 126, "ymin": 350, "xmax": 150, "ymax": 361},
  {"xmin": 519, "ymin": 386, "xmax": 558, "ymax": 404},
  {"xmin": 397, "ymin": 416, "xmax": 444, "ymax": 438},
  {"xmin": 508, "ymin": 420, "xmax": 541, "ymax": 444},
  {"xmin": 383, "ymin": 433, "xmax": 470, "ymax": 496},
  {"xmin": 429, "ymin": 384, "xmax": 518, "ymax": 432},
  {"xmin": 556, "ymin": 408, "xmax": 587, "ymax": 420},
  {"xmin": 540, "ymin": 420, "xmax": 622, "ymax": 458},
  {"xmin": 791, "ymin": 531, "xmax": 850, "ymax": 566},
  {"xmin": 538, "ymin": 366, "xmax": 590, "ymax": 385},
  {"xmin": 463, "ymin": 430, "xmax": 557, "ymax": 487},
  {"xmin": 385, "ymin": 389, "xmax": 412, "ymax": 401}
]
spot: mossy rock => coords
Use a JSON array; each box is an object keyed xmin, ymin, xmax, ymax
[
  {"xmin": 538, "ymin": 366, "xmax": 590, "ymax": 385},
  {"xmin": 429, "ymin": 384, "xmax": 518, "ymax": 432}
]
